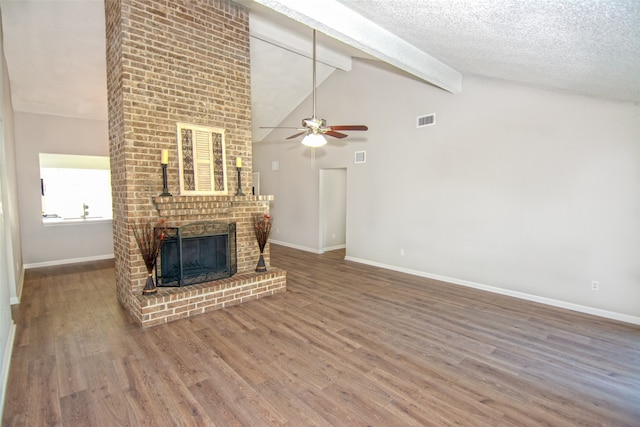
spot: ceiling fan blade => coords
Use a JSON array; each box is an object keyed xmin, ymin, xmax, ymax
[
  {"xmin": 286, "ymin": 131, "xmax": 308, "ymax": 140},
  {"xmin": 324, "ymin": 130, "xmax": 348, "ymax": 139},
  {"xmin": 330, "ymin": 125, "xmax": 368, "ymax": 131}
]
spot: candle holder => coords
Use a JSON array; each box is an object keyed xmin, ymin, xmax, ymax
[
  {"xmin": 236, "ymin": 166, "xmax": 245, "ymax": 196},
  {"xmin": 160, "ymin": 163, "xmax": 172, "ymax": 197}
]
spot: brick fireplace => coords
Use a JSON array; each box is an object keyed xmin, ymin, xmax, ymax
[{"xmin": 105, "ymin": 0, "xmax": 286, "ymax": 327}]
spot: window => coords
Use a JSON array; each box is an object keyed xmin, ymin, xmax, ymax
[{"xmin": 39, "ymin": 153, "xmax": 112, "ymax": 223}]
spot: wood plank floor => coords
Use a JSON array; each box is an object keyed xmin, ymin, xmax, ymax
[{"xmin": 3, "ymin": 245, "xmax": 640, "ymax": 426}]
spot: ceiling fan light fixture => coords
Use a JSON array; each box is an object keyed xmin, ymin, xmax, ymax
[
  {"xmin": 264, "ymin": 30, "xmax": 368, "ymax": 145},
  {"xmin": 301, "ymin": 133, "xmax": 327, "ymax": 148}
]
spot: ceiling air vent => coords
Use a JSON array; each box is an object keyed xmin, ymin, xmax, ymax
[
  {"xmin": 354, "ymin": 151, "xmax": 366, "ymax": 164},
  {"xmin": 417, "ymin": 113, "xmax": 436, "ymax": 128}
]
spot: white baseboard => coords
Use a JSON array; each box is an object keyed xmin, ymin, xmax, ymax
[
  {"xmin": 270, "ymin": 241, "xmax": 345, "ymax": 254},
  {"xmin": 321, "ymin": 244, "xmax": 346, "ymax": 253},
  {"xmin": 344, "ymin": 255, "xmax": 640, "ymax": 326},
  {"xmin": 270, "ymin": 240, "xmax": 323, "ymax": 254},
  {"xmin": 24, "ymin": 253, "xmax": 115, "ymax": 270},
  {"xmin": 10, "ymin": 267, "xmax": 25, "ymax": 305},
  {"xmin": 1, "ymin": 322, "xmax": 16, "ymax": 419}
]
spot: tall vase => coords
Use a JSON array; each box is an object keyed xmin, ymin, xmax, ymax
[
  {"xmin": 142, "ymin": 270, "xmax": 157, "ymax": 295},
  {"xmin": 255, "ymin": 249, "xmax": 267, "ymax": 272}
]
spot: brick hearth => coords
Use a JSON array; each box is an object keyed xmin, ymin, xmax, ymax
[
  {"xmin": 137, "ymin": 268, "xmax": 286, "ymax": 328},
  {"xmin": 104, "ymin": 0, "xmax": 285, "ymax": 327}
]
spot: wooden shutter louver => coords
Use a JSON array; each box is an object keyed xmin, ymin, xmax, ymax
[{"xmin": 177, "ymin": 123, "xmax": 228, "ymax": 195}]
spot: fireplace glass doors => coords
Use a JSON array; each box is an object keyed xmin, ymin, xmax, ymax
[{"xmin": 156, "ymin": 222, "xmax": 237, "ymax": 287}]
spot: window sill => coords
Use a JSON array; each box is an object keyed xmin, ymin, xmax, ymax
[{"xmin": 42, "ymin": 217, "xmax": 113, "ymax": 226}]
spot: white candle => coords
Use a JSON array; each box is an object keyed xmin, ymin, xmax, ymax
[
  {"xmin": 161, "ymin": 149, "xmax": 169, "ymax": 164},
  {"xmin": 236, "ymin": 157, "xmax": 242, "ymax": 168}
]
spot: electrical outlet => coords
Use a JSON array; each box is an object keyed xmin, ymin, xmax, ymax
[
  {"xmin": 591, "ymin": 281, "xmax": 600, "ymax": 291},
  {"xmin": 400, "ymin": 249, "xmax": 405, "ymax": 256}
]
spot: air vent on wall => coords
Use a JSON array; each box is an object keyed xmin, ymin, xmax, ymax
[
  {"xmin": 417, "ymin": 113, "xmax": 436, "ymax": 128},
  {"xmin": 354, "ymin": 151, "xmax": 366, "ymax": 164}
]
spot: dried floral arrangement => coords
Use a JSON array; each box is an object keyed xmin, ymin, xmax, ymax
[
  {"xmin": 253, "ymin": 214, "xmax": 272, "ymax": 252},
  {"xmin": 252, "ymin": 214, "xmax": 272, "ymax": 272},
  {"xmin": 131, "ymin": 218, "xmax": 167, "ymax": 294}
]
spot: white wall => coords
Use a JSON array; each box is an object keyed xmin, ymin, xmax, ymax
[
  {"xmin": 0, "ymin": 21, "xmax": 20, "ymax": 304},
  {"xmin": 0, "ymin": 9, "xmax": 18, "ymax": 415},
  {"xmin": 14, "ymin": 112, "xmax": 113, "ymax": 266},
  {"xmin": 254, "ymin": 59, "xmax": 640, "ymax": 321}
]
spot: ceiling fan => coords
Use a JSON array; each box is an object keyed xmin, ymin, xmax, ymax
[{"xmin": 261, "ymin": 29, "xmax": 368, "ymax": 147}]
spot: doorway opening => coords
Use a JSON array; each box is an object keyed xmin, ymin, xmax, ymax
[{"xmin": 319, "ymin": 168, "xmax": 347, "ymax": 253}]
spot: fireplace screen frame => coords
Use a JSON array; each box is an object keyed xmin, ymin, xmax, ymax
[{"xmin": 155, "ymin": 221, "xmax": 237, "ymax": 287}]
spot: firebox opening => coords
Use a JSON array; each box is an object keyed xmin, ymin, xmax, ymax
[{"xmin": 156, "ymin": 221, "xmax": 237, "ymax": 287}]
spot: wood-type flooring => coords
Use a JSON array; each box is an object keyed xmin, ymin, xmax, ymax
[{"xmin": 3, "ymin": 245, "xmax": 640, "ymax": 426}]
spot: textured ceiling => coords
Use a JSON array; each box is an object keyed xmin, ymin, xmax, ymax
[
  {"xmin": 336, "ymin": 0, "xmax": 640, "ymax": 103},
  {"xmin": 0, "ymin": 0, "xmax": 638, "ymax": 143}
]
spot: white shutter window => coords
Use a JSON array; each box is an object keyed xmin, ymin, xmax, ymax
[{"xmin": 177, "ymin": 123, "xmax": 228, "ymax": 195}]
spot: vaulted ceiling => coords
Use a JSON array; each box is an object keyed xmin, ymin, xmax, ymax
[{"xmin": 1, "ymin": 0, "xmax": 638, "ymax": 142}]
